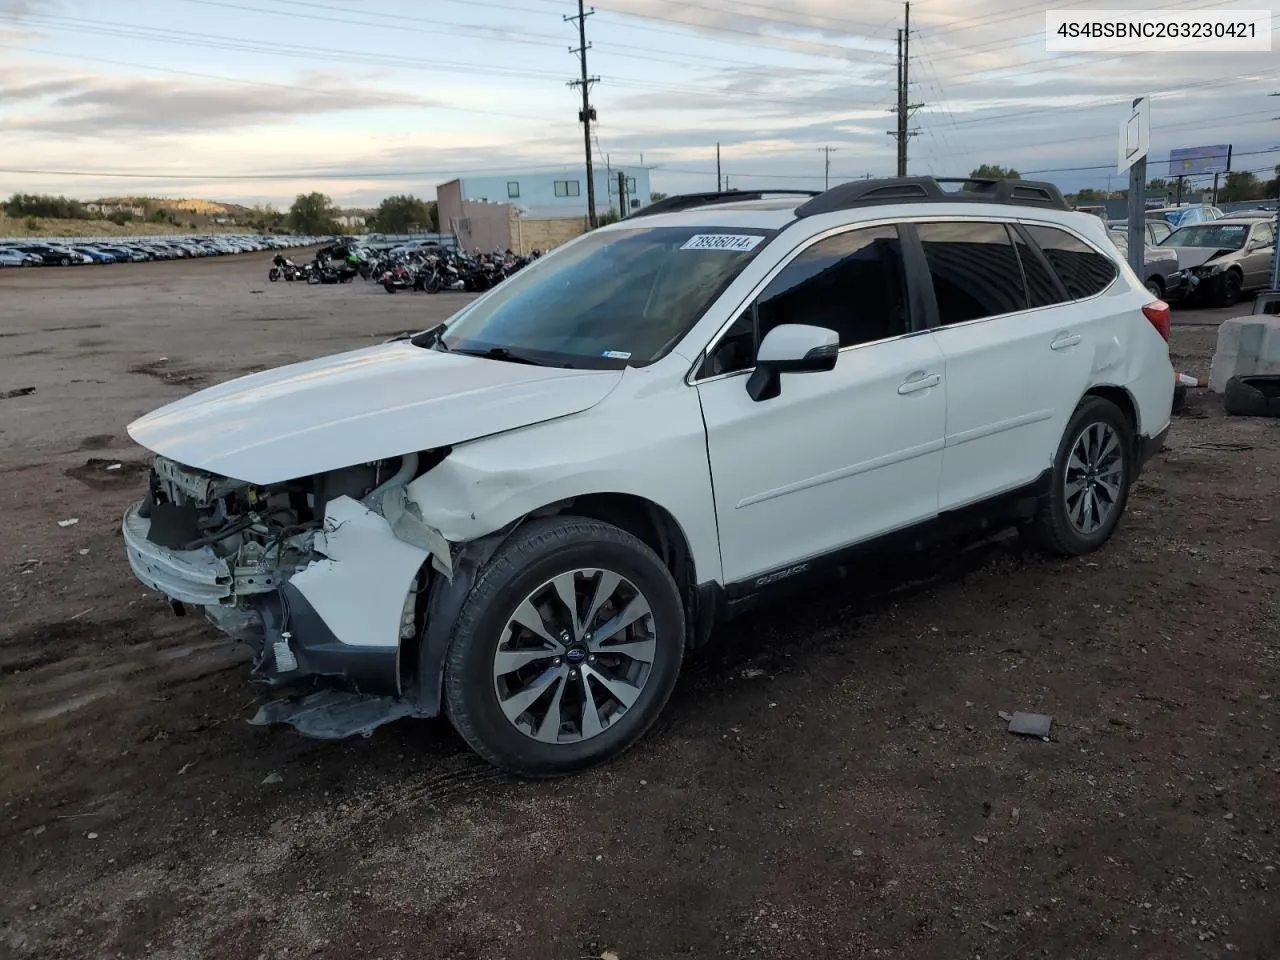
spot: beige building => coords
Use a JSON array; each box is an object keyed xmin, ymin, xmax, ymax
[{"xmin": 436, "ymin": 179, "xmax": 590, "ymax": 256}]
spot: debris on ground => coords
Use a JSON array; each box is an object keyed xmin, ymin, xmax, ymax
[
  {"xmin": 1, "ymin": 386, "xmax": 37, "ymax": 400},
  {"xmin": 262, "ymin": 772, "xmax": 283, "ymax": 785},
  {"xmin": 56, "ymin": 518, "xmax": 79, "ymax": 528},
  {"xmin": 999, "ymin": 711, "xmax": 1052, "ymax": 740}
]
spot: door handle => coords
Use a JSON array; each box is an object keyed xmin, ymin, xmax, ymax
[
  {"xmin": 897, "ymin": 372, "xmax": 941, "ymax": 395},
  {"xmin": 1050, "ymin": 333, "xmax": 1082, "ymax": 351}
]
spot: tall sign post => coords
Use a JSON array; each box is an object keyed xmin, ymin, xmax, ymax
[{"xmin": 1118, "ymin": 96, "xmax": 1151, "ymax": 282}]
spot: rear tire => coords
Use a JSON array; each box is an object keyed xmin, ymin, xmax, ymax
[
  {"xmin": 1022, "ymin": 396, "xmax": 1134, "ymax": 557},
  {"xmin": 441, "ymin": 517, "xmax": 685, "ymax": 778},
  {"xmin": 1145, "ymin": 277, "xmax": 1163, "ymax": 298}
]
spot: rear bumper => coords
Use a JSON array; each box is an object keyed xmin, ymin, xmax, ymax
[
  {"xmin": 1136, "ymin": 424, "xmax": 1170, "ymax": 477},
  {"xmin": 1161, "ymin": 270, "xmax": 1189, "ymax": 301}
]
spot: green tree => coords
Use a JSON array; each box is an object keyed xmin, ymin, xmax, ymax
[
  {"xmin": 4, "ymin": 193, "xmax": 90, "ymax": 219},
  {"xmin": 107, "ymin": 210, "xmax": 134, "ymax": 225},
  {"xmin": 969, "ymin": 164, "xmax": 1020, "ymax": 180},
  {"xmin": 286, "ymin": 192, "xmax": 340, "ymax": 234},
  {"xmin": 1075, "ymin": 187, "xmax": 1103, "ymax": 203},
  {"xmin": 370, "ymin": 194, "xmax": 433, "ymax": 233},
  {"xmin": 649, "ymin": 191, "xmax": 669, "ymax": 202},
  {"xmin": 1146, "ymin": 178, "xmax": 1168, "ymax": 194},
  {"xmin": 1220, "ymin": 171, "xmax": 1263, "ymax": 203}
]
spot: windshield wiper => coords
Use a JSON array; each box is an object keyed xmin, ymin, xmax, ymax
[{"xmin": 449, "ymin": 346, "xmax": 572, "ymax": 368}]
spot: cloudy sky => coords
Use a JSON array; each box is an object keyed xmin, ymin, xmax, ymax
[{"xmin": 1, "ymin": 0, "xmax": 1278, "ymax": 206}]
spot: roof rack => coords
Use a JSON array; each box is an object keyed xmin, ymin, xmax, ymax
[
  {"xmin": 794, "ymin": 176, "xmax": 1069, "ymax": 218},
  {"xmin": 627, "ymin": 189, "xmax": 821, "ymax": 219}
]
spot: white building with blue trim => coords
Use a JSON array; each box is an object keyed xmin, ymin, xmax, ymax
[{"xmin": 445, "ymin": 164, "xmax": 653, "ymax": 217}]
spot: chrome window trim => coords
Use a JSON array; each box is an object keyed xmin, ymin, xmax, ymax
[{"xmin": 686, "ymin": 213, "xmax": 1120, "ymax": 386}]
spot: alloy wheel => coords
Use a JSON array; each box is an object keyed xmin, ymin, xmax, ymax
[
  {"xmin": 1063, "ymin": 422, "xmax": 1124, "ymax": 535},
  {"xmin": 492, "ymin": 568, "xmax": 657, "ymax": 744}
]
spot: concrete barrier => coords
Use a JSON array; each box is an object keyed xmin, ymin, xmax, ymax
[{"xmin": 1209, "ymin": 314, "xmax": 1280, "ymax": 392}]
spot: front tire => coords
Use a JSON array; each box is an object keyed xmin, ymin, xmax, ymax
[
  {"xmin": 1023, "ymin": 396, "xmax": 1134, "ymax": 556},
  {"xmin": 441, "ymin": 518, "xmax": 685, "ymax": 778},
  {"xmin": 268, "ymin": 267, "xmax": 281, "ymax": 281},
  {"xmin": 1213, "ymin": 269, "xmax": 1242, "ymax": 308}
]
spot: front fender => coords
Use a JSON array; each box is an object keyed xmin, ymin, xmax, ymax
[{"xmin": 402, "ymin": 381, "xmax": 721, "ymax": 585}]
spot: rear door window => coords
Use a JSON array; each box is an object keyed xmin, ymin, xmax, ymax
[
  {"xmin": 1023, "ymin": 225, "xmax": 1118, "ymax": 299},
  {"xmin": 1012, "ymin": 228, "xmax": 1069, "ymax": 308},
  {"xmin": 916, "ymin": 221, "xmax": 1026, "ymax": 325}
]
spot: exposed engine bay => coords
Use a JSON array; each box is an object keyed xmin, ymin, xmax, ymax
[
  {"xmin": 142, "ymin": 454, "xmax": 406, "ymax": 598},
  {"xmin": 126, "ymin": 452, "xmax": 450, "ymax": 703}
]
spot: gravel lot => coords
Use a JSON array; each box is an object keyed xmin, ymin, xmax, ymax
[{"xmin": 2, "ymin": 254, "xmax": 1278, "ymax": 960}]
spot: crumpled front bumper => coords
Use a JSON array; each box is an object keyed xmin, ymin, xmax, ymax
[
  {"xmin": 121, "ymin": 502, "xmax": 232, "ymax": 606},
  {"xmin": 121, "ymin": 498, "xmax": 411, "ymax": 698}
]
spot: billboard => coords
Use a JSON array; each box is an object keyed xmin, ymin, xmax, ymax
[{"xmin": 1168, "ymin": 144, "xmax": 1231, "ymax": 176}]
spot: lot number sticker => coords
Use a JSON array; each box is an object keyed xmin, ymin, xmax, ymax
[{"xmin": 680, "ymin": 234, "xmax": 765, "ymax": 252}]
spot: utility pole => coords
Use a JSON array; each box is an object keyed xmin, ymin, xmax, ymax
[
  {"xmin": 888, "ymin": 2, "xmax": 923, "ymax": 177},
  {"xmin": 716, "ymin": 142, "xmax": 722, "ymax": 191},
  {"xmin": 617, "ymin": 171, "xmax": 628, "ymax": 217},
  {"xmin": 566, "ymin": 0, "xmax": 599, "ymax": 228},
  {"xmin": 818, "ymin": 145, "xmax": 838, "ymax": 189}
]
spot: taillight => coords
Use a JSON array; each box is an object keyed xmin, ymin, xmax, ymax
[{"xmin": 1142, "ymin": 300, "xmax": 1171, "ymax": 342}]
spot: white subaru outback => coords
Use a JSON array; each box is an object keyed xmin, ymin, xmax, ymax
[{"xmin": 123, "ymin": 177, "xmax": 1174, "ymax": 776}]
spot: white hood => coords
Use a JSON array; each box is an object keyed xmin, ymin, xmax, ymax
[{"xmin": 127, "ymin": 341, "xmax": 622, "ymax": 484}]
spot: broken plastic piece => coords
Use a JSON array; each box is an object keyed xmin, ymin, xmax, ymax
[
  {"xmin": 998, "ymin": 710, "xmax": 1052, "ymax": 739},
  {"xmin": 57, "ymin": 518, "xmax": 79, "ymax": 528},
  {"xmin": 248, "ymin": 689, "xmax": 427, "ymax": 739}
]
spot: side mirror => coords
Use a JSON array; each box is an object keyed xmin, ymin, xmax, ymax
[{"xmin": 746, "ymin": 323, "xmax": 839, "ymax": 402}]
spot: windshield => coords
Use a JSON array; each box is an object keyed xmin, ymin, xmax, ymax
[
  {"xmin": 1161, "ymin": 224, "xmax": 1248, "ymax": 249},
  {"xmin": 426, "ymin": 225, "xmax": 774, "ymax": 369}
]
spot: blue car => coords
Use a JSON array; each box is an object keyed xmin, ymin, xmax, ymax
[
  {"xmin": 73, "ymin": 246, "xmax": 118, "ymax": 264},
  {"xmin": 1146, "ymin": 205, "xmax": 1224, "ymax": 228}
]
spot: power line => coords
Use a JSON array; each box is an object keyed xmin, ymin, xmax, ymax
[
  {"xmin": 0, "ymin": 13, "xmax": 896, "ymax": 114},
  {"xmin": 0, "ymin": 42, "xmax": 562, "ymax": 124}
]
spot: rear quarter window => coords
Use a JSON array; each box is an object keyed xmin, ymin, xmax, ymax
[{"xmin": 1023, "ymin": 225, "xmax": 1118, "ymax": 299}]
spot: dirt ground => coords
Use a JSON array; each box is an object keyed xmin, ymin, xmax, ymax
[{"xmin": 1, "ymin": 255, "xmax": 1277, "ymax": 960}]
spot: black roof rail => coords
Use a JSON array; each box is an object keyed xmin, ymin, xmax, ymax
[
  {"xmin": 794, "ymin": 176, "xmax": 1069, "ymax": 218},
  {"xmin": 627, "ymin": 189, "xmax": 821, "ymax": 219}
]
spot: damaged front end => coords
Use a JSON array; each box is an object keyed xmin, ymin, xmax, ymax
[{"xmin": 122, "ymin": 451, "xmax": 453, "ymax": 721}]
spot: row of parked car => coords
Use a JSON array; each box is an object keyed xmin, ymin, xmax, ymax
[
  {"xmin": 0, "ymin": 233, "xmax": 322, "ymax": 268},
  {"xmin": 1103, "ymin": 208, "xmax": 1278, "ymax": 308}
]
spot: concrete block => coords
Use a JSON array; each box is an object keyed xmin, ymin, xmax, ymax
[{"xmin": 1208, "ymin": 315, "xmax": 1280, "ymax": 393}]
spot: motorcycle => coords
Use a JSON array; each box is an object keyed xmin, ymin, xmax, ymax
[
  {"xmin": 381, "ymin": 263, "xmax": 417, "ymax": 293},
  {"xmin": 268, "ymin": 253, "xmax": 301, "ymax": 282}
]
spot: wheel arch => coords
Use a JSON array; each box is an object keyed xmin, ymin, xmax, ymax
[
  {"xmin": 1082, "ymin": 383, "xmax": 1139, "ymax": 435},
  {"xmin": 1077, "ymin": 383, "xmax": 1153, "ymax": 471},
  {"xmin": 410, "ymin": 490, "xmax": 713, "ymax": 718}
]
